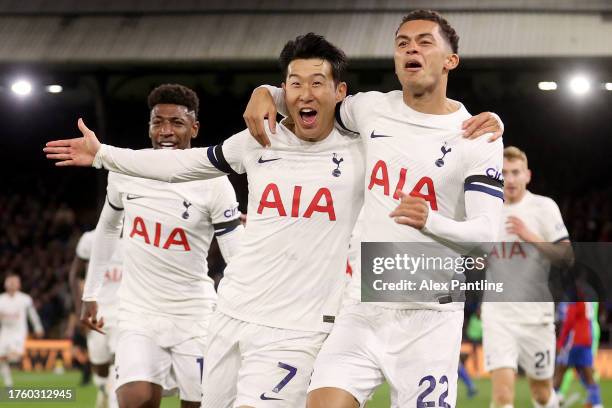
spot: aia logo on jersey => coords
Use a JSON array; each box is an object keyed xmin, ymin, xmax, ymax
[
  {"xmin": 257, "ymin": 183, "xmax": 336, "ymax": 221},
  {"xmin": 368, "ymin": 160, "xmax": 438, "ymax": 210},
  {"xmin": 332, "ymin": 153, "xmax": 343, "ymax": 177},
  {"xmin": 489, "ymin": 242, "xmax": 526, "ymax": 259},
  {"xmin": 129, "ymin": 216, "xmax": 191, "ymax": 251},
  {"xmin": 435, "ymin": 142, "xmax": 452, "ymax": 167}
]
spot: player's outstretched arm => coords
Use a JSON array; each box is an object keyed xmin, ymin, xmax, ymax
[
  {"xmin": 45, "ymin": 119, "xmax": 234, "ymax": 183},
  {"xmin": 44, "ymin": 118, "xmax": 101, "ymax": 166},
  {"xmin": 462, "ymin": 112, "xmax": 504, "ymax": 142}
]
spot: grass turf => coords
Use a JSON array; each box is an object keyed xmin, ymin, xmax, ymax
[{"xmin": 5, "ymin": 370, "xmax": 611, "ymax": 407}]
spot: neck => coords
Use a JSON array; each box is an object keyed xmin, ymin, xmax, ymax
[
  {"xmin": 507, "ymin": 190, "xmax": 527, "ymax": 204},
  {"xmin": 402, "ymin": 77, "xmax": 458, "ymax": 114}
]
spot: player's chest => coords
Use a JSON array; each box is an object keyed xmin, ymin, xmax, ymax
[
  {"xmin": 245, "ymin": 148, "xmax": 363, "ymax": 220},
  {"xmin": 365, "ymin": 124, "xmax": 465, "ymax": 202},
  {"xmin": 119, "ymin": 182, "xmax": 209, "ymax": 250},
  {"xmin": 500, "ymin": 206, "xmax": 545, "ymax": 240}
]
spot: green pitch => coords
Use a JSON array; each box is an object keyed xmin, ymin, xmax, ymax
[{"xmin": 6, "ymin": 370, "xmax": 612, "ymax": 407}]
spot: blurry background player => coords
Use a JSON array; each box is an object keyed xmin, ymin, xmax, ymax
[
  {"xmin": 80, "ymin": 84, "xmax": 243, "ymax": 408},
  {"xmin": 556, "ymin": 302, "xmax": 601, "ymax": 406},
  {"xmin": 71, "ymin": 229, "xmax": 124, "ymax": 408},
  {"xmin": 0, "ymin": 274, "xmax": 44, "ymax": 387},
  {"xmin": 482, "ymin": 146, "xmax": 572, "ymax": 408},
  {"xmin": 554, "ymin": 302, "xmax": 603, "ymax": 408}
]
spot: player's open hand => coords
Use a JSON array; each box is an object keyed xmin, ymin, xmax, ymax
[
  {"xmin": 506, "ymin": 215, "xmax": 539, "ymax": 242},
  {"xmin": 389, "ymin": 191, "xmax": 429, "ymax": 230},
  {"xmin": 80, "ymin": 300, "xmax": 105, "ymax": 334},
  {"xmin": 43, "ymin": 118, "xmax": 101, "ymax": 166},
  {"xmin": 462, "ymin": 112, "xmax": 504, "ymax": 142},
  {"xmin": 243, "ymin": 87, "xmax": 276, "ymax": 147}
]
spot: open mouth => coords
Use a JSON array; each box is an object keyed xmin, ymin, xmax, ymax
[
  {"xmin": 159, "ymin": 141, "xmax": 177, "ymax": 149},
  {"xmin": 404, "ymin": 60, "xmax": 423, "ymax": 71},
  {"xmin": 299, "ymin": 108, "xmax": 318, "ymax": 127}
]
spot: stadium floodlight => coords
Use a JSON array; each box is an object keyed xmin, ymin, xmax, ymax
[
  {"xmin": 568, "ymin": 75, "xmax": 590, "ymax": 95},
  {"xmin": 11, "ymin": 80, "xmax": 32, "ymax": 96},
  {"xmin": 605, "ymin": 83, "xmax": 612, "ymax": 91},
  {"xmin": 538, "ymin": 81, "xmax": 557, "ymax": 91},
  {"xmin": 46, "ymin": 85, "xmax": 63, "ymax": 93}
]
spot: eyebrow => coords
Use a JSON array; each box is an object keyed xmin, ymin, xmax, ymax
[
  {"xmin": 395, "ymin": 33, "xmax": 435, "ymax": 42},
  {"xmin": 288, "ymin": 73, "xmax": 328, "ymax": 80}
]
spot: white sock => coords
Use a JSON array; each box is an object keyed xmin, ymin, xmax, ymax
[
  {"xmin": 92, "ymin": 373, "xmax": 108, "ymax": 393},
  {"xmin": 107, "ymin": 364, "xmax": 119, "ymax": 408},
  {"xmin": 0, "ymin": 361, "xmax": 13, "ymax": 387},
  {"xmin": 533, "ymin": 389, "xmax": 559, "ymax": 408}
]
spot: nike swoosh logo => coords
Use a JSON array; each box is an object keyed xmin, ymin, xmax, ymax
[
  {"xmin": 126, "ymin": 194, "xmax": 144, "ymax": 200},
  {"xmin": 260, "ymin": 393, "xmax": 283, "ymax": 401},
  {"xmin": 258, "ymin": 156, "xmax": 282, "ymax": 164},
  {"xmin": 370, "ymin": 130, "xmax": 393, "ymax": 138}
]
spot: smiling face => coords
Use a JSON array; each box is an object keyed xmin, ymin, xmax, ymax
[
  {"xmin": 149, "ymin": 104, "xmax": 199, "ymax": 150},
  {"xmin": 282, "ymin": 58, "xmax": 346, "ymax": 142},
  {"xmin": 394, "ymin": 19, "xmax": 458, "ymax": 95},
  {"xmin": 502, "ymin": 158, "xmax": 531, "ymax": 203}
]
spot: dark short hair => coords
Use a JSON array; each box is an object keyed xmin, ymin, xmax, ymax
[
  {"xmin": 397, "ymin": 9, "xmax": 459, "ymax": 54},
  {"xmin": 147, "ymin": 84, "xmax": 199, "ymax": 118},
  {"xmin": 279, "ymin": 33, "xmax": 348, "ymax": 84}
]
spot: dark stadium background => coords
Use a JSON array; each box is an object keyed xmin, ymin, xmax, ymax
[{"xmin": 0, "ymin": 3, "xmax": 610, "ymax": 405}]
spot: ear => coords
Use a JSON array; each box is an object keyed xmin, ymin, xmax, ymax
[
  {"xmin": 335, "ymin": 81, "xmax": 347, "ymax": 102},
  {"xmin": 526, "ymin": 169, "xmax": 532, "ymax": 185},
  {"xmin": 192, "ymin": 120, "xmax": 200, "ymax": 139},
  {"xmin": 281, "ymin": 82, "xmax": 286, "ymax": 92},
  {"xmin": 444, "ymin": 53, "xmax": 459, "ymax": 72}
]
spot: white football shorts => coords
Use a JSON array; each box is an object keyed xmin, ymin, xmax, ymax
[
  {"xmin": 201, "ymin": 311, "xmax": 327, "ymax": 408},
  {"xmin": 114, "ymin": 311, "xmax": 209, "ymax": 402},
  {"xmin": 308, "ymin": 303, "xmax": 463, "ymax": 408},
  {"xmin": 483, "ymin": 319, "xmax": 555, "ymax": 380}
]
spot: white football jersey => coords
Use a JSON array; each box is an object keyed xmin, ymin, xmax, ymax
[
  {"xmin": 337, "ymin": 91, "xmax": 504, "ymax": 310},
  {"xmin": 0, "ymin": 292, "xmax": 41, "ymax": 338},
  {"xmin": 482, "ymin": 191, "xmax": 569, "ymax": 324},
  {"xmin": 94, "ymin": 125, "xmax": 364, "ymax": 332},
  {"xmin": 107, "ymin": 171, "xmax": 240, "ymax": 319},
  {"xmin": 215, "ymin": 124, "xmax": 364, "ymax": 332},
  {"xmin": 77, "ymin": 231, "xmax": 124, "ymax": 320}
]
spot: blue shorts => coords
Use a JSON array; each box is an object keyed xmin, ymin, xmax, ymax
[{"xmin": 557, "ymin": 345, "xmax": 593, "ymax": 368}]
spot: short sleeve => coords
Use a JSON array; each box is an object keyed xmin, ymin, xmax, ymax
[
  {"xmin": 540, "ymin": 198, "xmax": 570, "ymax": 242},
  {"xmin": 75, "ymin": 231, "xmax": 94, "ymax": 261},
  {"xmin": 106, "ymin": 172, "xmax": 124, "ymax": 211},
  {"xmin": 463, "ymin": 137, "xmax": 505, "ymax": 201}
]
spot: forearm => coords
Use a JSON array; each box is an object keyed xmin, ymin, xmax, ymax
[
  {"xmin": 27, "ymin": 306, "xmax": 43, "ymax": 334},
  {"xmin": 260, "ymin": 85, "xmax": 288, "ymax": 117},
  {"xmin": 531, "ymin": 241, "xmax": 574, "ymax": 267},
  {"xmin": 93, "ymin": 144, "xmax": 225, "ymax": 182},
  {"xmin": 82, "ymin": 202, "xmax": 121, "ymax": 301},
  {"xmin": 423, "ymin": 192, "xmax": 502, "ymax": 253}
]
